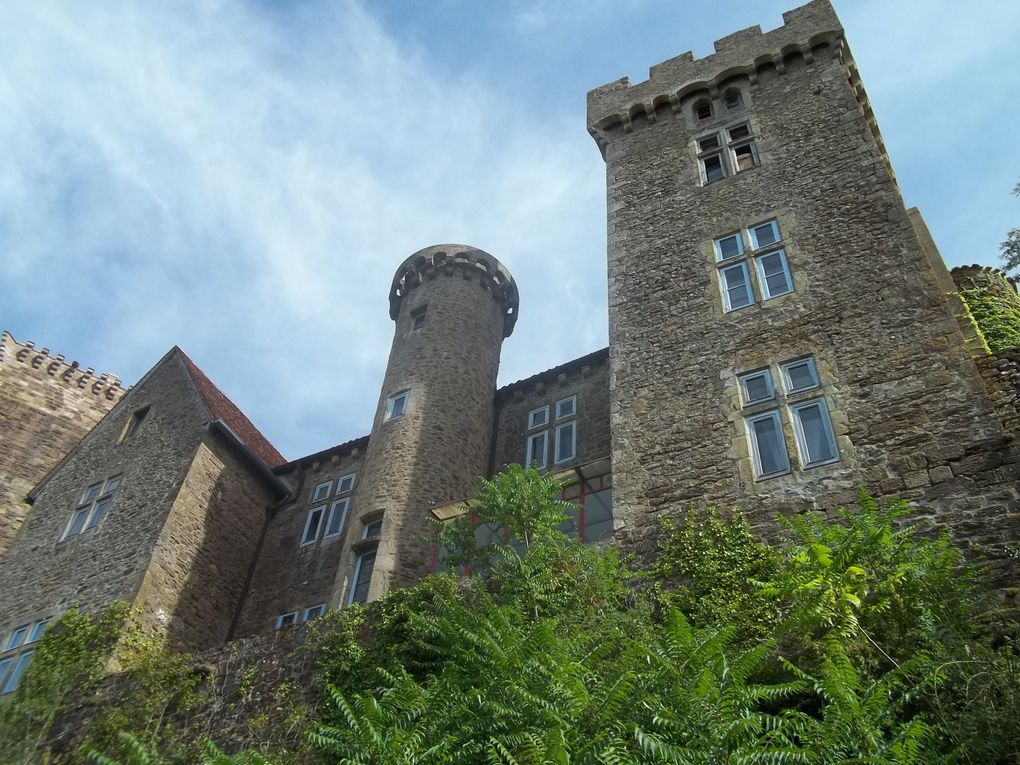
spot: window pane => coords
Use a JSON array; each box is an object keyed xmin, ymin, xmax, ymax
[
  {"xmin": 722, "ymin": 265, "xmax": 752, "ymax": 310},
  {"xmin": 27, "ymin": 620, "xmax": 50, "ymax": 643},
  {"xmin": 724, "ymin": 90, "xmax": 742, "ymax": 109},
  {"xmin": 325, "ymin": 500, "xmax": 348, "ymax": 536},
  {"xmin": 555, "ymin": 396, "xmax": 576, "ymax": 419},
  {"xmin": 555, "ymin": 422, "xmax": 576, "ymax": 463},
  {"xmin": 363, "ymin": 519, "xmax": 383, "ymax": 539},
  {"xmin": 526, "ymin": 432, "xmax": 547, "ymax": 469},
  {"xmin": 4, "ymin": 627, "xmax": 27, "ymax": 651},
  {"xmin": 103, "ymin": 476, "xmax": 121, "ymax": 494},
  {"xmin": 750, "ymin": 414, "xmax": 790, "ymax": 477},
  {"xmin": 740, "ymin": 371, "xmax": 773, "ymax": 404},
  {"xmin": 734, "ymin": 144, "xmax": 756, "ymax": 171},
  {"xmin": 698, "ymin": 135, "xmax": 720, "ymax": 151},
  {"xmin": 582, "ymin": 487, "xmax": 614, "ymax": 543},
  {"xmin": 85, "ymin": 498, "xmax": 112, "ymax": 530},
  {"xmin": 0, "ymin": 658, "xmax": 12, "ymax": 690},
  {"xmin": 304, "ymin": 605, "xmax": 325, "ymax": 621},
  {"xmin": 703, "ymin": 155, "xmax": 725, "ymax": 183},
  {"xmin": 728, "ymin": 124, "xmax": 751, "ymax": 140},
  {"xmin": 312, "ymin": 481, "xmax": 332, "ymax": 502},
  {"xmin": 82, "ymin": 484, "xmax": 102, "ymax": 503},
  {"xmin": 277, "ymin": 612, "xmax": 297, "ymax": 628},
  {"xmin": 67, "ymin": 508, "xmax": 90, "ymax": 538},
  {"xmin": 528, "ymin": 407, "xmax": 548, "ymax": 429},
  {"xmin": 751, "ymin": 221, "xmax": 780, "ymax": 247},
  {"xmin": 337, "ymin": 474, "xmax": 355, "ymax": 493},
  {"xmin": 695, "ymin": 102, "xmax": 712, "ymax": 120},
  {"xmin": 795, "ymin": 402, "xmax": 837, "ymax": 465},
  {"xmin": 1, "ymin": 651, "xmax": 33, "ymax": 694},
  {"xmin": 351, "ymin": 551, "xmax": 377, "ymax": 604},
  {"xmin": 783, "ymin": 359, "xmax": 819, "ymax": 392},
  {"xmin": 302, "ymin": 508, "xmax": 323, "ymax": 545},
  {"xmin": 715, "ymin": 234, "xmax": 743, "ymax": 260},
  {"xmin": 758, "ymin": 251, "xmax": 793, "ymax": 298}
]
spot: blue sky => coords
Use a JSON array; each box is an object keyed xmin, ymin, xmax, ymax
[{"xmin": 3, "ymin": 0, "xmax": 1018, "ymax": 460}]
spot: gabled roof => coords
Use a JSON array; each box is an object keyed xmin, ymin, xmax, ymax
[{"xmin": 176, "ymin": 349, "xmax": 286, "ymax": 469}]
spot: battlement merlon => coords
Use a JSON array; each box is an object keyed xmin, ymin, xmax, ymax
[
  {"xmin": 586, "ymin": 0, "xmax": 842, "ymax": 136},
  {"xmin": 1, "ymin": 330, "xmax": 128, "ymax": 400}
]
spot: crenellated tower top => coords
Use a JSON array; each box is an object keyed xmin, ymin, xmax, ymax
[{"xmin": 0, "ymin": 330, "xmax": 127, "ymax": 401}]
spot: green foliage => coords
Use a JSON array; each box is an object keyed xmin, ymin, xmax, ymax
[
  {"xmin": 958, "ymin": 283, "xmax": 1020, "ymax": 353},
  {"xmin": 86, "ymin": 732, "xmax": 271, "ymax": 765},
  {"xmin": 0, "ymin": 603, "xmax": 131, "ymax": 765},
  {"xmin": 652, "ymin": 506, "xmax": 782, "ymax": 644}
]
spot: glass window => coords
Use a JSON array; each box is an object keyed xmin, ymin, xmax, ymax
[
  {"xmin": 349, "ymin": 550, "xmax": 377, "ymax": 604},
  {"xmin": 528, "ymin": 406, "xmax": 549, "ymax": 429},
  {"xmin": 66, "ymin": 508, "xmax": 90, "ymax": 539},
  {"xmin": 583, "ymin": 486, "xmax": 614, "ymax": 543},
  {"xmin": 720, "ymin": 263, "xmax": 753, "ymax": 310},
  {"xmin": 728, "ymin": 123, "xmax": 751, "ymax": 141},
  {"xmin": 301, "ymin": 507, "xmax": 324, "ymax": 546},
  {"xmin": 275, "ymin": 612, "xmax": 298, "ymax": 629},
  {"xmin": 739, "ymin": 370, "xmax": 775, "ymax": 405},
  {"xmin": 103, "ymin": 476, "xmax": 122, "ymax": 494},
  {"xmin": 311, "ymin": 481, "xmax": 332, "ymax": 502},
  {"xmin": 362, "ymin": 518, "xmax": 383, "ymax": 539},
  {"xmin": 781, "ymin": 358, "xmax": 820, "ymax": 393},
  {"xmin": 324, "ymin": 499, "xmax": 349, "ymax": 538},
  {"xmin": 702, "ymin": 154, "xmax": 725, "ymax": 184},
  {"xmin": 0, "ymin": 651, "xmax": 33, "ymax": 695},
  {"xmin": 4, "ymin": 627, "xmax": 28, "ymax": 652},
  {"xmin": 336, "ymin": 473, "xmax": 356, "ymax": 494},
  {"xmin": 27, "ymin": 620, "xmax": 50, "ymax": 643},
  {"xmin": 694, "ymin": 100, "xmax": 712, "ymax": 120},
  {"xmin": 526, "ymin": 431, "xmax": 547, "ymax": 469},
  {"xmin": 555, "ymin": 396, "xmax": 576, "ymax": 420},
  {"xmin": 82, "ymin": 483, "xmax": 102, "ymax": 504},
  {"xmin": 714, "ymin": 233, "xmax": 744, "ymax": 261},
  {"xmin": 64, "ymin": 476, "xmax": 123, "ymax": 540},
  {"xmin": 698, "ymin": 135, "xmax": 720, "ymax": 152},
  {"xmin": 121, "ymin": 406, "xmax": 150, "ymax": 442},
  {"xmin": 84, "ymin": 498, "xmax": 112, "ymax": 530},
  {"xmin": 723, "ymin": 89, "xmax": 742, "ymax": 109},
  {"xmin": 386, "ymin": 390, "xmax": 409, "ymax": 419},
  {"xmin": 791, "ymin": 399, "xmax": 839, "ymax": 467},
  {"xmin": 747, "ymin": 411, "xmax": 791, "ymax": 479},
  {"xmin": 0, "ymin": 658, "xmax": 11, "ymax": 691},
  {"xmin": 554, "ymin": 422, "xmax": 576, "ymax": 464},
  {"xmin": 303, "ymin": 604, "xmax": 326, "ymax": 622},
  {"xmin": 733, "ymin": 143, "xmax": 757, "ymax": 171},
  {"xmin": 750, "ymin": 220, "xmax": 781, "ymax": 248},
  {"xmin": 756, "ymin": 250, "xmax": 794, "ymax": 298},
  {"xmin": 411, "ymin": 307, "xmax": 426, "ymax": 330}
]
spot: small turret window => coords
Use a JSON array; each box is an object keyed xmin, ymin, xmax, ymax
[
  {"xmin": 386, "ymin": 390, "xmax": 410, "ymax": 420},
  {"xmin": 411, "ymin": 307, "xmax": 426, "ymax": 331},
  {"xmin": 119, "ymin": 405, "xmax": 150, "ymax": 443}
]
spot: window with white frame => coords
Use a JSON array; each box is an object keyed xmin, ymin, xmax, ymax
[
  {"xmin": 386, "ymin": 390, "xmax": 410, "ymax": 420},
  {"xmin": 555, "ymin": 396, "xmax": 576, "ymax": 420},
  {"xmin": 324, "ymin": 498, "xmax": 350, "ymax": 538},
  {"xmin": 301, "ymin": 506, "xmax": 325, "ymax": 546},
  {"xmin": 714, "ymin": 219, "xmax": 794, "ymax": 312},
  {"xmin": 362, "ymin": 517, "xmax": 383, "ymax": 540},
  {"xmin": 0, "ymin": 617, "xmax": 51, "ymax": 695},
  {"xmin": 348, "ymin": 549, "xmax": 376, "ymax": 604},
  {"xmin": 697, "ymin": 122, "xmax": 758, "ymax": 185},
  {"xmin": 303, "ymin": 604, "xmax": 326, "ymax": 622},
  {"xmin": 336, "ymin": 472, "xmax": 356, "ymax": 494},
  {"xmin": 526, "ymin": 431, "xmax": 548, "ymax": 470},
  {"xmin": 555, "ymin": 421, "xmax": 576, "ymax": 464},
  {"xmin": 275, "ymin": 611, "xmax": 298, "ymax": 629},
  {"xmin": 528, "ymin": 406, "xmax": 549, "ymax": 429},
  {"xmin": 311, "ymin": 480, "xmax": 332, "ymax": 503},
  {"xmin": 738, "ymin": 356, "xmax": 839, "ymax": 480},
  {"xmin": 62, "ymin": 476, "xmax": 122, "ymax": 540}
]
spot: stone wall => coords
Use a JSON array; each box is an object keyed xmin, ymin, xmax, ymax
[
  {"xmin": 234, "ymin": 440, "xmax": 367, "ymax": 638},
  {"xmin": 134, "ymin": 428, "xmax": 281, "ymax": 652},
  {"xmin": 0, "ymin": 331, "xmax": 124, "ymax": 554},
  {"xmin": 976, "ymin": 349, "xmax": 1020, "ymax": 434},
  {"xmin": 588, "ymin": 0, "xmax": 1018, "ymax": 568},
  {"xmin": 0, "ymin": 351, "xmax": 208, "ymax": 641},
  {"xmin": 491, "ymin": 348, "xmax": 611, "ymax": 473}
]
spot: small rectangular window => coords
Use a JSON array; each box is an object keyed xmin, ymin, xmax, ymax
[
  {"xmin": 746, "ymin": 411, "xmax": 791, "ymax": 479},
  {"xmin": 84, "ymin": 498, "xmax": 112, "ymax": 531},
  {"xmin": 4, "ymin": 627, "xmax": 28, "ymax": 652},
  {"xmin": 336, "ymin": 473, "xmax": 356, "ymax": 494},
  {"xmin": 791, "ymin": 399, "xmax": 839, "ymax": 467},
  {"xmin": 702, "ymin": 154, "xmax": 725, "ymax": 184},
  {"xmin": 27, "ymin": 619, "xmax": 50, "ymax": 644},
  {"xmin": 733, "ymin": 143, "xmax": 757, "ymax": 171},
  {"xmin": 526, "ymin": 431, "xmax": 548, "ymax": 469},
  {"xmin": 122, "ymin": 405, "xmax": 150, "ymax": 442},
  {"xmin": 311, "ymin": 481, "xmax": 333, "ymax": 502},
  {"xmin": 720, "ymin": 263, "xmax": 753, "ymax": 311},
  {"xmin": 362, "ymin": 518, "xmax": 383, "ymax": 539},
  {"xmin": 698, "ymin": 135, "xmax": 720, "ymax": 152},
  {"xmin": 411, "ymin": 307, "xmax": 426, "ymax": 331},
  {"xmin": 81, "ymin": 483, "xmax": 102, "ymax": 504},
  {"xmin": 714, "ymin": 233, "xmax": 744, "ymax": 261},
  {"xmin": 528, "ymin": 406, "xmax": 549, "ymax": 429},
  {"xmin": 738, "ymin": 370, "xmax": 775, "ymax": 405},
  {"xmin": 275, "ymin": 612, "xmax": 298, "ymax": 629},
  {"xmin": 65, "ymin": 508, "xmax": 90, "ymax": 539},
  {"xmin": 555, "ymin": 396, "xmax": 576, "ymax": 420},
  {"xmin": 324, "ymin": 499, "xmax": 350, "ymax": 538},
  {"xmin": 781, "ymin": 358, "xmax": 820, "ymax": 393},
  {"xmin": 755, "ymin": 250, "xmax": 793, "ymax": 299},
  {"xmin": 301, "ymin": 507, "xmax": 324, "ymax": 546},
  {"xmin": 0, "ymin": 651, "xmax": 33, "ymax": 695},
  {"xmin": 349, "ymin": 550, "xmax": 377, "ymax": 604},
  {"xmin": 386, "ymin": 390, "xmax": 410, "ymax": 420},
  {"xmin": 554, "ymin": 421, "xmax": 576, "ymax": 464},
  {"xmin": 303, "ymin": 604, "xmax": 326, "ymax": 622},
  {"xmin": 103, "ymin": 476, "xmax": 121, "ymax": 494},
  {"xmin": 750, "ymin": 220, "xmax": 781, "ymax": 248}
]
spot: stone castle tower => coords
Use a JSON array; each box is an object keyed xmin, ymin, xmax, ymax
[
  {"xmin": 338, "ymin": 245, "xmax": 519, "ymax": 601},
  {"xmin": 586, "ymin": 0, "xmax": 1017, "ymax": 556}
]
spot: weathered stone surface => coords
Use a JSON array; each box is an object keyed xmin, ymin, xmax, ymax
[{"xmin": 0, "ymin": 331, "xmax": 124, "ymax": 554}]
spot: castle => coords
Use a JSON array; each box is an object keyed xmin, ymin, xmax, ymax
[{"xmin": 1, "ymin": 0, "xmax": 1017, "ymax": 694}]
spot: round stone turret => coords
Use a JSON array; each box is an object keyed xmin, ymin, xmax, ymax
[{"xmin": 336, "ymin": 245, "xmax": 518, "ymax": 604}]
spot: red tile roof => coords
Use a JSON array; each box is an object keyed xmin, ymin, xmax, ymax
[{"xmin": 176, "ymin": 348, "xmax": 286, "ymax": 468}]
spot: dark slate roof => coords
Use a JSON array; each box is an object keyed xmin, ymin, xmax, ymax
[
  {"xmin": 496, "ymin": 347, "xmax": 609, "ymax": 396},
  {"xmin": 177, "ymin": 348, "xmax": 286, "ymax": 469},
  {"xmin": 275, "ymin": 434, "xmax": 371, "ymax": 474}
]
